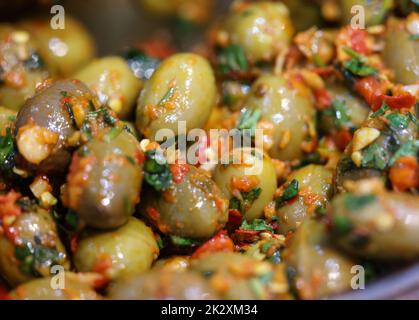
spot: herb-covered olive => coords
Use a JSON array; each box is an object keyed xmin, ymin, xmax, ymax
[
  {"xmin": 213, "ymin": 148, "xmax": 277, "ymax": 221},
  {"xmin": 136, "ymin": 53, "xmax": 216, "ymax": 139},
  {"xmin": 244, "ymin": 74, "xmax": 316, "ymax": 161},
  {"xmin": 339, "ymin": 0, "xmax": 394, "ymax": 27},
  {"xmin": 64, "ymin": 130, "xmax": 144, "ymax": 230},
  {"xmin": 141, "ymin": 164, "xmax": 228, "ymax": 239},
  {"xmin": 9, "ymin": 273, "xmax": 101, "ymax": 300},
  {"xmin": 74, "ymin": 56, "xmax": 142, "ymax": 119},
  {"xmin": 0, "ymin": 193, "xmax": 69, "ymax": 287},
  {"xmin": 383, "ymin": 16, "xmax": 419, "ymax": 84},
  {"xmin": 224, "ymin": 2, "xmax": 294, "ymax": 62},
  {"xmin": 0, "ymin": 106, "xmax": 16, "ymax": 133},
  {"xmin": 284, "ymin": 219, "xmax": 355, "ymax": 299},
  {"xmin": 335, "ymin": 109, "xmax": 417, "ymax": 192},
  {"xmin": 191, "ymin": 252, "xmax": 290, "ymax": 300},
  {"xmin": 20, "ymin": 16, "xmax": 96, "ymax": 77},
  {"xmin": 276, "ymin": 165, "xmax": 334, "ymax": 235},
  {"xmin": 319, "ymin": 84, "xmax": 369, "ymax": 136},
  {"xmin": 109, "ymin": 270, "xmax": 218, "ymax": 300},
  {"xmin": 14, "ymin": 79, "xmax": 99, "ymax": 174},
  {"xmin": 329, "ymin": 191, "xmax": 419, "ymax": 260},
  {"xmin": 0, "ymin": 25, "xmax": 49, "ymax": 111},
  {"xmin": 74, "ymin": 217, "xmax": 159, "ymax": 280}
]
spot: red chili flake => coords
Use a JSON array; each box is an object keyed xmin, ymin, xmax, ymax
[
  {"xmin": 227, "ymin": 209, "xmax": 243, "ymax": 232},
  {"xmin": 3, "ymin": 226, "xmax": 19, "ymax": 243},
  {"xmin": 311, "ymin": 66, "xmax": 338, "ymax": 78},
  {"xmin": 0, "ymin": 191, "xmax": 22, "ymax": 219},
  {"xmin": 169, "ymin": 163, "xmax": 190, "ymax": 184},
  {"xmin": 234, "ymin": 229, "xmax": 260, "ymax": 243},
  {"xmin": 191, "ymin": 230, "xmax": 234, "ymax": 259},
  {"xmin": 354, "ymin": 76, "xmax": 384, "ymax": 111},
  {"xmin": 285, "ymin": 45, "xmax": 303, "ymax": 69},
  {"xmin": 313, "ymin": 88, "xmax": 332, "ymax": 110},
  {"xmin": 146, "ymin": 207, "xmax": 160, "ymax": 222},
  {"xmin": 70, "ymin": 234, "xmax": 79, "ymax": 253},
  {"xmin": 348, "ymin": 28, "xmax": 370, "ymax": 55},
  {"xmin": 0, "ymin": 286, "xmax": 10, "ymax": 300},
  {"xmin": 135, "ymin": 150, "xmax": 145, "ymax": 165},
  {"xmin": 333, "ymin": 128, "xmax": 353, "ymax": 151},
  {"xmin": 136, "ymin": 38, "xmax": 176, "ymax": 59},
  {"xmin": 92, "ymin": 254, "xmax": 112, "ymax": 274},
  {"xmin": 382, "ymin": 94, "xmax": 416, "ymax": 111}
]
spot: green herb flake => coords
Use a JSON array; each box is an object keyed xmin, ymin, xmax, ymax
[
  {"xmin": 386, "ymin": 113, "xmax": 410, "ymax": 130},
  {"xmin": 361, "ymin": 143, "xmax": 389, "ymax": 170},
  {"xmin": 123, "ymin": 48, "xmax": 160, "ymax": 80},
  {"xmin": 143, "ymin": 149, "xmax": 172, "ymax": 191},
  {"xmin": 370, "ymin": 102, "xmax": 389, "ymax": 118},
  {"xmin": 218, "ymin": 44, "xmax": 248, "ymax": 75},
  {"xmin": 409, "ymin": 34, "xmax": 419, "ymax": 41},
  {"xmin": 276, "ymin": 179, "xmax": 299, "ymax": 206},
  {"xmin": 344, "ymin": 194, "xmax": 376, "ymax": 211},
  {"xmin": 240, "ymin": 219, "xmax": 274, "ymax": 233},
  {"xmin": 0, "ymin": 127, "xmax": 16, "ymax": 175},
  {"xmin": 323, "ymin": 99, "xmax": 351, "ymax": 129},
  {"xmin": 158, "ymin": 86, "xmax": 176, "ymax": 107},
  {"xmin": 333, "ymin": 215, "xmax": 353, "ymax": 236},
  {"xmin": 236, "ymin": 108, "xmax": 261, "ymax": 136},
  {"xmin": 170, "ymin": 235, "xmax": 201, "ymax": 246},
  {"xmin": 389, "ymin": 139, "xmax": 419, "ymax": 166},
  {"xmin": 342, "ymin": 48, "xmax": 377, "ymax": 77}
]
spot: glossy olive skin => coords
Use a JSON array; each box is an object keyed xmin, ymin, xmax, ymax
[
  {"xmin": 20, "ymin": 16, "xmax": 95, "ymax": 77},
  {"xmin": 276, "ymin": 165, "xmax": 334, "ymax": 235},
  {"xmin": 141, "ymin": 165, "xmax": 228, "ymax": 239},
  {"xmin": 65, "ymin": 130, "xmax": 143, "ymax": 230},
  {"xmin": 14, "ymin": 79, "xmax": 99, "ymax": 174},
  {"xmin": 109, "ymin": 270, "xmax": 218, "ymax": 300},
  {"xmin": 224, "ymin": 1, "xmax": 294, "ymax": 62},
  {"xmin": 74, "ymin": 217, "xmax": 159, "ymax": 280},
  {"xmin": 383, "ymin": 17, "xmax": 419, "ymax": 84},
  {"xmin": 245, "ymin": 75, "xmax": 316, "ymax": 161},
  {"xmin": 0, "ymin": 202, "xmax": 69, "ymax": 287},
  {"xmin": 74, "ymin": 56, "xmax": 142, "ymax": 119},
  {"xmin": 136, "ymin": 53, "xmax": 216, "ymax": 140},
  {"xmin": 329, "ymin": 192, "xmax": 419, "ymax": 260},
  {"xmin": 9, "ymin": 273, "xmax": 101, "ymax": 300},
  {"xmin": 339, "ymin": 0, "xmax": 394, "ymax": 26},
  {"xmin": 191, "ymin": 252, "xmax": 287, "ymax": 300},
  {"xmin": 0, "ymin": 106, "xmax": 16, "ymax": 133},
  {"xmin": 0, "ymin": 25, "xmax": 49, "ymax": 111},
  {"xmin": 284, "ymin": 219, "xmax": 355, "ymax": 299},
  {"xmin": 213, "ymin": 148, "xmax": 277, "ymax": 221},
  {"xmin": 319, "ymin": 84, "xmax": 369, "ymax": 135},
  {"xmin": 282, "ymin": 0, "xmax": 322, "ymax": 32}
]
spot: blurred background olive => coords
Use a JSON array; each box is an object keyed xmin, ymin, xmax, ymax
[
  {"xmin": 136, "ymin": 53, "xmax": 216, "ymax": 140},
  {"xmin": 109, "ymin": 270, "xmax": 218, "ymax": 299},
  {"xmin": 74, "ymin": 217, "xmax": 159, "ymax": 280},
  {"xmin": 74, "ymin": 56, "xmax": 142, "ymax": 119},
  {"xmin": 339, "ymin": 0, "xmax": 394, "ymax": 27}
]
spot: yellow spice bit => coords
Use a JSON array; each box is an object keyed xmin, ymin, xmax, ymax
[
  {"xmin": 279, "ymin": 129, "xmax": 291, "ymax": 149},
  {"xmin": 351, "ymin": 151, "xmax": 363, "ymax": 167},
  {"xmin": 375, "ymin": 213, "xmax": 395, "ymax": 232},
  {"xmin": 109, "ymin": 98, "xmax": 123, "ymax": 115},
  {"xmin": 352, "ymin": 127, "xmax": 380, "ymax": 152},
  {"xmin": 40, "ymin": 192, "xmax": 58, "ymax": 208},
  {"xmin": 72, "ymin": 103, "xmax": 86, "ymax": 128}
]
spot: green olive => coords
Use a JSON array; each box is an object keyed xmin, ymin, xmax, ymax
[
  {"xmin": 74, "ymin": 56, "xmax": 142, "ymax": 119},
  {"xmin": 213, "ymin": 148, "xmax": 277, "ymax": 221},
  {"xmin": 329, "ymin": 191, "xmax": 419, "ymax": 260},
  {"xmin": 74, "ymin": 217, "xmax": 159, "ymax": 280},
  {"xmin": 339, "ymin": 0, "xmax": 394, "ymax": 26},
  {"xmin": 109, "ymin": 270, "xmax": 218, "ymax": 300},
  {"xmin": 14, "ymin": 79, "xmax": 99, "ymax": 174},
  {"xmin": 9, "ymin": 273, "xmax": 101, "ymax": 300},
  {"xmin": 284, "ymin": 219, "xmax": 355, "ymax": 299},
  {"xmin": 191, "ymin": 252, "xmax": 288, "ymax": 299},
  {"xmin": 140, "ymin": 165, "xmax": 228, "ymax": 239},
  {"xmin": 282, "ymin": 0, "xmax": 323, "ymax": 32},
  {"xmin": 0, "ymin": 106, "xmax": 16, "ymax": 133},
  {"xmin": 335, "ymin": 110, "xmax": 417, "ymax": 193},
  {"xmin": 0, "ymin": 25, "xmax": 49, "ymax": 111},
  {"xmin": 383, "ymin": 17, "xmax": 419, "ymax": 84},
  {"xmin": 20, "ymin": 16, "xmax": 96, "ymax": 77},
  {"xmin": 276, "ymin": 165, "xmax": 334, "ymax": 235},
  {"xmin": 136, "ymin": 53, "xmax": 216, "ymax": 140},
  {"xmin": 319, "ymin": 84, "xmax": 369, "ymax": 135},
  {"xmin": 245, "ymin": 74, "xmax": 316, "ymax": 161},
  {"xmin": 0, "ymin": 197, "xmax": 69, "ymax": 287},
  {"xmin": 65, "ymin": 130, "xmax": 143, "ymax": 230},
  {"xmin": 224, "ymin": 1, "xmax": 294, "ymax": 62}
]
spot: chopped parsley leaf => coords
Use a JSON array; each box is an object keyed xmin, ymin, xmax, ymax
[
  {"xmin": 323, "ymin": 99, "xmax": 351, "ymax": 129},
  {"xmin": 342, "ymin": 47, "xmax": 377, "ymax": 77},
  {"xmin": 240, "ymin": 219, "xmax": 274, "ymax": 233},
  {"xmin": 236, "ymin": 108, "xmax": 261, "ymax": 136},
  {"xmin": 218, "ymin": 44, "xmax": 248, "ymax": 75},
  {"xmin": 389, "ymin": 139, "xmax": 419, "ymax": 166},
  {"xmin": 143, "ymin": 149, "xmax": 172, "ymax": 191},
  {"xmin": 344, "ymin": 194, "xmax": 376, "ymax": 211},
  {"xmin": 276, "ymin": 179, "xmax": 299, "ymax": 206},
  {"xmin": 170, "ymin": 235, "xmax": 201, "ymax": 246}
]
